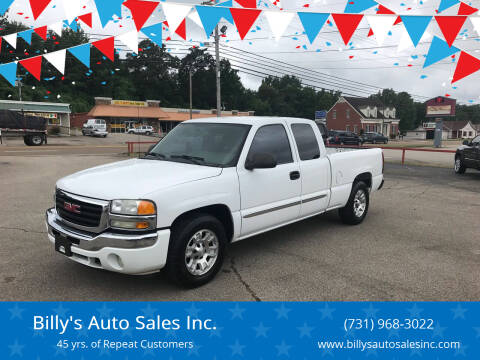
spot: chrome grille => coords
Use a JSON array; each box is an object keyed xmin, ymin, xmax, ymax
[{"xmin": 56, "ymin": 190, "xmax": 103, "ymax": 228}]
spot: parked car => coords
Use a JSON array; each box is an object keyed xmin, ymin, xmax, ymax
[
  {"xmin": 454, "ymin": 135, "xmax": 480, "ymax": 174},
  {"xmin": 128, "ymin": 125, "xmax": 154, "ymax": 135},
  {"xmin": 361, "ymin": 132, "xmax": 389, "ymax": 144},
  {"xmin": 46, "ymin": 117, "xmax": 384, "ymax": 287},
  {"xmin": 82, "ymin": 119, "xmax": 107, "ymax": 136},
  {"xmin": 315, "ymin": 122, "xmax": 328, "ymax": 143},
  {"xmin": 328, "ymin": 131, "xmax": 362, "ymax": 145}
]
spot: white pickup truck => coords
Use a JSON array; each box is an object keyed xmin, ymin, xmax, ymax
[{"xmin": 46, "ymin": 117, "xmax": 384, "ymax": 287}]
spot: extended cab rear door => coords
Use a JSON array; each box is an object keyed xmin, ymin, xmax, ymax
[
  {"xmin": 237, "ymin": 122, "xmax": 301, "ymax": 237},
  {"xmin": 289, "ymin": 121, "xmax": 331, "ymax": 217}
]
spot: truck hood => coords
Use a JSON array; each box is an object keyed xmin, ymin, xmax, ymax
[{"xmin": 56, "ymin": 159, "xmax": 222, "ymax": 200}]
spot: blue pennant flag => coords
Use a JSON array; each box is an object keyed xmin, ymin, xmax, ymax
[
  {"xmin": 196, "ymin": 5, "xmax": 233, "ymax": 37},
  {"xmin": 401, "ymin": 16, "xmax": 432, "ymax": 47},
  {"xmin": 0, "ymin": 62, "xmax": 18, "ymax": 86},
  {"xmin": 64, "ymin": 19, "xmax": 78, "ymax": 32},
  {"xmin": 424, "ymin": 36, "xmax": 460, "ymax": 68},
  {"xmin": 95, "ymin": 0, "xmax": 124, "ymax": 27},
  {"xmin": 298, "ymin": 12, "xmax": 329, "ymax": 44},
  {"xmin": 69, "ymin": 44, "xmax": 91, "ymax": 68},
  {"xmin": 438, "ymin": 0, "xmax": 460, "ymax": 12},
  {"xmin": 18, "ymin": 29, "xmax": 33, "ymax": 45},
  {"xmin": 0, "ymin": 0, "xmax": 14, "ymax": 15},
  {"xmin": 344, "ymin": 0, "xmax": 377, "ymax": 13},
  {"xmin": 142, "ymin": 23, "xmax": 162, "ymax": 48}
]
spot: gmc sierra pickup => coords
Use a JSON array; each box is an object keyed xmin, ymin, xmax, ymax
[{"xmin": 46, "ymin": 117, "xmax": 384, "ymax": 287}]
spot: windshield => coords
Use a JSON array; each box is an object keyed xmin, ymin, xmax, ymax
[{"xmin": 148, "ymin": 123, "xmax": 251, "ymax": 167}]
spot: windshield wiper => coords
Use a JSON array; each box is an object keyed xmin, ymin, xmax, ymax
[
  {"xmin": 142, "ymin": 152, "xmax": 166, "ymax": 160},
  {"xmin": 170, "ymin": 154, "xmax": 206, "ymax": 165}
]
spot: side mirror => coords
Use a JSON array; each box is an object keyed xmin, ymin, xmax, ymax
[
  {"xmin": 245, "ymin": 153, "xmax": 277, "ymax": 170},
  {"xmin": 463, "ymin": 140, "xmax": 470, "ymax": 146}
]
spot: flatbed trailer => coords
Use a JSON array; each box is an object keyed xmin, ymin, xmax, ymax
[{"xmin": 0, "ymin": 110, "xmax": 48, "ymax": 146}]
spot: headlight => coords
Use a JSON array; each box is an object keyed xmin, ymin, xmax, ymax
[{"xmin": 110, "ymin": 200, "xmax": 156, "ymax": 216}]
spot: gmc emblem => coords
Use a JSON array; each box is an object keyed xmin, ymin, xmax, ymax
[{"xmin": 64, "ymin": 202, "xmax": 81, "ymax": 214}]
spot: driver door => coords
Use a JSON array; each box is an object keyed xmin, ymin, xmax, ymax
[{"xmin": 237, "ymin": 124, "xmax": 301, "ymax": 237}]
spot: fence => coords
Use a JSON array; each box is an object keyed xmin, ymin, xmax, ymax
[{"xmin": 127, "ymin": 141, "xmax": 458, "ymax": 165}]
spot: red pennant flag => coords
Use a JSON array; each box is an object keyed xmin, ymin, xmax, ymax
[
  {"xmin": 29, "ymin": 0, "xmax": 53, "ymax": 20},
  {"xmin": 123, "ymin": 0, "xmax": 159, "ymax": 31},
  {"xmin": 175, "ymin": 19, "xmax": 186, "ymax": 40},
  {"xmin": 235, "ymin": 0, "xmax": 257, "ymax": 8},
  {"xmin": 34, "ymin": 25, "xmax": 47, "ymax": 40},
  {"xmin": 92, "ymin": 37, "xmax": 115, "ymax": 61},
  {"xmin": 230, "ymin": 8, "xmax": 261, "ymax": 40},
  {"xmin": 458, "ymin": 2, "xmax": 478, "ymax": 15},
  {"xmin": 78, "ymin": 13, "xmax": 93, "ymax": 28},
  {"xmin": 452, "ymin": 51, "xmax": 480, "ymax": 83},
  {"xmin": 435, "ymin": 16, "xmax": 467, "ymax": 47},
  {"xmin": 394, "ymin": 16, "xmax": 402, "ymax": 25},
  {"xmin": 367, "ymin": 28, "xmax": 374, "ymax": 37},
  {"xmin": 332, "ymin": 14, "xmax": 364, "ymax": 45},
  {"xmin": 0, "ymin": 37, "xmax": 2, "ymax": 54},
  {"xmin": 20, "ymin": 56, "xmax": 42, "ymax": 81},
  {"xmin": 377, "ymin": 5, "xmax": 395, "ymax": 14}
]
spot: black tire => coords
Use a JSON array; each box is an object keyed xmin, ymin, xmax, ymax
[
  {"xmin": 146, "ymin": 132, "xmax": 151, "ymax": 136},
  {"xmin": 30, "ymin": 135, "xmax": 44, "ymax": 146},
  {"xmin": 373, "ymin": 139, "xmax": 377, "ymax": 144},
  {"xmin": 339, "ymin": 181, "xmax": 370, "ymax": 225},
  {"xmin": 23, "ymin": 136, "xmax": 32, "ymax": 146},
  {"xmin": 454, "ymin": 156, "xmax": 466, "ymax": 174},
  {"xmin": 165, "ymin": 213, "xmax": 226, "ymax": 288}
]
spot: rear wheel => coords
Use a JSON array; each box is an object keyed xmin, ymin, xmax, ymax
[
  {"xmin": 454, "ymin": 157, "xmax": 466, "ymax": 174},
  {"xmin": 339, "ymin": 181, "xmax": 369, "ymax": 225},
  {"xmin": 165, "ymin": 213, "xmax": 226, "ymax": 288},
  {"xmin": 23, "ymin": 136, "xmax": 32, "ymax": 146}
]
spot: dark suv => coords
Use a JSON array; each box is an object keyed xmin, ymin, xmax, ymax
[
  {"xmin": 328, "ymin": 131, "xmax": 362, "ymax": 145},
  {"xmin": 455, "ymin": 135, "xmax": 480, "ymax": 174},
  {"xmin": 361, "ymin": 132, "xmax": 389, "ymax": 144}
]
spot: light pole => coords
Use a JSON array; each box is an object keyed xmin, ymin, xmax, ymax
[{"xmin": 189, "ymin": 67, "xmax": 193, "ymax": 120}]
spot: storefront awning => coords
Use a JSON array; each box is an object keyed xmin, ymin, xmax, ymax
[{"xmin": 88, "ymin": 105, "xmax": 169, "ymax": 119}]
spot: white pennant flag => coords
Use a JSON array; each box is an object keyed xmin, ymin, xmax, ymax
[
  {"xmin": 188, "ymin": 9, "xmax": 203, "ymax": 29},
  {"xmin": 49, "ymin": 22, "xmax": 63, "ymax": 36},
  {"xmin": 44, "ymin": 50, "xmax": 67, "ymax": 75},
  {"xmin": 264, "ymin": 11, "xmax": 294, "ymax": 41},
  {"xmin": 470, "ymin": 17, "xmax": 480, "ymax": 36},
  {"xmin": 161, "ymin": 3, "xmax": 192, "ymax": 32},
  {"xmin": 61, "ymin": 0, "xmax": 84, "ymax": 23},
  {"xmin": 397, "ymin": 28, "xmax": 414, "ymax": 53},
  {"xmin": 118, "ymin": 31, "xmax": 138, "ymax": 53},
  {"xmin": 366, "ymin": 15, "xmax": 397, "ymax": 45},
  {"xmin": 3, "ymin": 33, "xmax": 17, "ymax": 49}
]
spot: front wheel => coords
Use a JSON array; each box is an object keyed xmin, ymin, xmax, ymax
[
  {"xmin": 165, "ymin": 214, "xmax": 226, "ymax": 288},
  {"xmin": 454, "ymin": 157, "xmax": 466, "ymax": 174},
  {"xmin": 339, "ymin": 181, "xmax": 370, "ymax": 225}
]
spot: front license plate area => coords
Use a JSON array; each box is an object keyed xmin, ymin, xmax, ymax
[{"xmin": 55, "ymin": 234, "xmax": 73, "ymax": 257}]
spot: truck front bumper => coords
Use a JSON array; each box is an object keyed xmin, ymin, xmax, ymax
[{"xmin": 45, "ymin": 208, "xmax": 170, "ymax": 275}]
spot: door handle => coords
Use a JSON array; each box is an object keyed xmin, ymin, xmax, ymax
[{"xmin": 290, "ymin": 171, "xmax": 300, "ymax": 180}]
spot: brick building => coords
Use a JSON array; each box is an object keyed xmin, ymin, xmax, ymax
[{"xmin": 326, "ymin": 97, "xmax": 400, "ymax": 138}]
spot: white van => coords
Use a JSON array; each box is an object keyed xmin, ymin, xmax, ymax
[{"xmin": 82, "ymin": 119, "xmax": 107, "ymax": 137}]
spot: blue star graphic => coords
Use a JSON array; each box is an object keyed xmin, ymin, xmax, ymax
[
  {"xmin": 451, "ymin": 304, "xmax": 467, "ymax": 320},
  {"xmin": 120, "ymin": 326, "xmax": 133, "ymax": 338},
  {"xmin": 274, "ymin": 304, "xmax": 291, "ymax": 319},
  {"xmin": 229, "ymin": 340, "xmax": 245, "ymax": 356},
  {"xmin": 253, "ymin": 322, "xmax": 270, "ymax": 338},
  {"xmin": 77, "ymin": 326, "xmax": 89, "ymax": 338},
  {"xmin": 362, "ymin": 304, "xmax": 379, "ymax": 319},
  {"xmin": 275, "ymin": 341, "xmax": 292, "ymax": 356},
  {"xmin": 96, "ymin": 303, "xmax": 113, "ymax": 318},
  {"xmin": 318, "ymin": 303, "xmax": 335, "ymax": 320},
  {"xmin": 454, "ymin": 344, "xmax": 467, "ymax": 357},
  {"xmin": 9, "ymin": 304, "xmax": 25, "ymax": 320},
  {"xmin": 407, "ymin": 303, "xmax": 424, "ymax": 318},
  {"xmin": 229, "ymin": 304, "xmax": 246, "ymax": 320},
  {"xmin": 297, "ymin": 323, "xmax": 314, "ymax": 338},
  {"xmin": 165, "ymin": 329, "xmax": 178, "ymax": 338},
  {"xmin": 53, "ymin": 304, "xmax": 69, "ymax": 318},
  {"xmin": 141, "ymin": 304, "xmax": 157, "ymax": 317},
  {"xmin": 9, "ymin": 340, "xmax": 25, "ymax": 357},
  {"xmin": 432, "ymin": 322, "xmax": 447, "ymax": 338},
  {"xmin": 209, "ymin": 324, "xmax": 223, "ymax": 338},
  {"xmin": 185, "ymin": 303, "xmax": 201, "ymax": 318},
  {"xmin": 474, "ymin": 327, "xmax": 480, "ymax": 338}
]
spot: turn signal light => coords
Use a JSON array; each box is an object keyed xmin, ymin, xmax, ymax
[
  {"xmin": 137, "ymin": 201, "xmax": 156, "ymax": 215},
  {"xmin": 136, "ymin": 222, "xmax": 149, "ymax": 229}
]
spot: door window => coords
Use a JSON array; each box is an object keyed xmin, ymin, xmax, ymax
[
  {"xmin": 291, "ymin": 124, "xmax": 320, "ymax": 161},
  {"xmin": 248, "ymin": 125, "xmax": 293, "ymax": 165}
]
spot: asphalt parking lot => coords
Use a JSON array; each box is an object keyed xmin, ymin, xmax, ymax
[{"xmin": 0, "ymin": 144, "xmax": 479, "ymax": 301}]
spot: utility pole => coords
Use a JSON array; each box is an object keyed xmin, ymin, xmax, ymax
[
  {"xmin": 189, "ymin": 68, "xmax": 193, "ymax": 120},
  {"xmin": 215, "ymin": 25, "xmax": 221, "ymax": 118}
]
